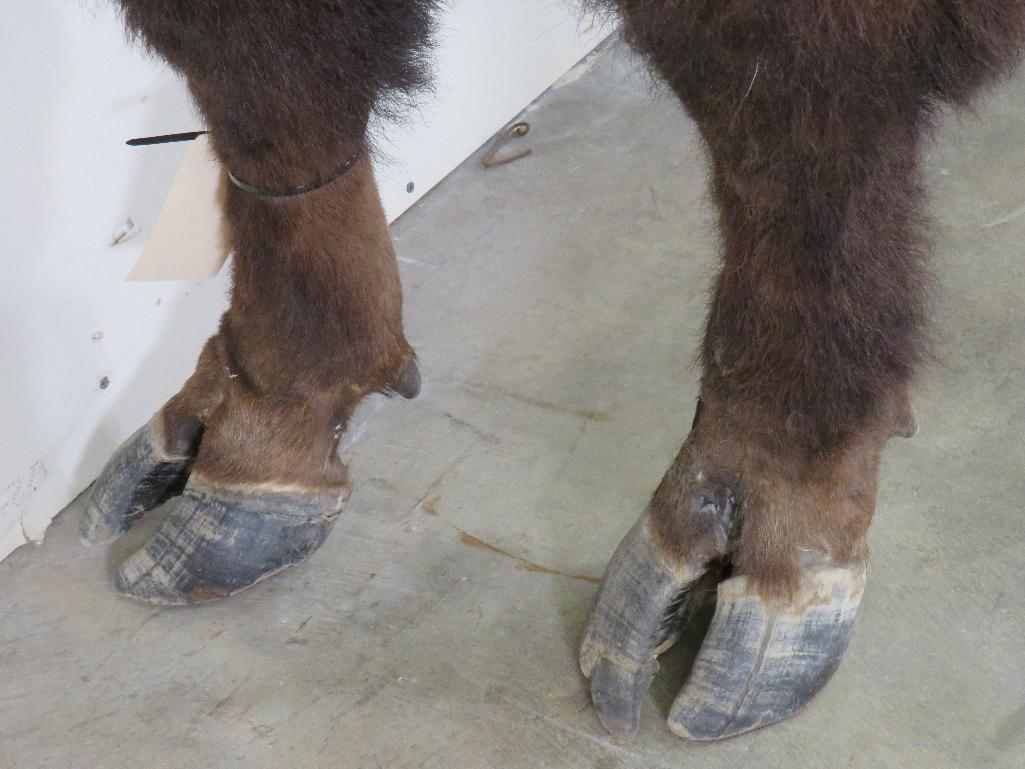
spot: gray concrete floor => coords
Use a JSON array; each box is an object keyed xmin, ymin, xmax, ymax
[{"xmin": 3, "ymin": 39, "xmax": 1025, "ymax": 769}]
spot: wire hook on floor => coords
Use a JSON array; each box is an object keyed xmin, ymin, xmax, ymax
[{"xmin": 481, "ymin": 122, "xmax": 532, "ymax": 168}]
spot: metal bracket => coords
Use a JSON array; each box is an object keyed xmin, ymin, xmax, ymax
[{"xmin": 481, "ymin": 122, "xmax": 532, "ymax": 168}]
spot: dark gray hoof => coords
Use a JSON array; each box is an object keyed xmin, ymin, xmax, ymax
[
  {"xmin": 81, "ymin": 418, "xmax": 196, "ymax": 545},
  {"xmin": 581, "ymin": 513, "xmax": 866, "ymax": 742},
  {"xmin": 114, "ymin": 481, "xmax": 348, "ymax": 606},
  {"xmin": 580, "ymin": 517, "xmax": 705, "ymax": 739},
  {"xmin": 589, "ymin": 657, "xmax": 659, "ymax": 739},
  {"xmin": 667, "ymin": 562, "xmax": 865, "ymax": 740}
]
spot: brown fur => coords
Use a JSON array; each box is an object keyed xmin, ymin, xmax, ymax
[
  {"xmin": 648, "ymin": 388, "xmax": 907, "ymax": 595},
  {"xmin": 184, "ymin": 160, "xmax": 411, "ymax": 491},
  {"xmin": 116, "ymin": 1, "xmax": 438, "ymax": 186},
  {"xmin": 602, "ymin": 0, "xmax": 1025, "ymax": 451},
  {"xmin": 601, "ymin": 0, "xmax": 1025, "ymax": 590},
  {"xmin": 116, "ymin": 0, "xmax": 438, "ymax": 490}
]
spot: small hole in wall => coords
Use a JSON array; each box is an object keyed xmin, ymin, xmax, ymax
[
  {"xmin": 99, "ymin": 376, "xmax": 111, "ymax": 390},
  {"xmin": 406, "ymin": 181, "xmax": 415, "ymax": 194}
]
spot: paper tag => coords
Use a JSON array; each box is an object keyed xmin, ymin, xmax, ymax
[{"xmin": 127, "ymin": 134, "xmax": 230, "ymax": 282}]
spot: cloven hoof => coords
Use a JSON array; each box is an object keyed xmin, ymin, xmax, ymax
[
  {"xmin": 580, "ymin": 514, "xmax": 865, "ymax": 741},
  {"xmin": 82, "ymin": 414, "xmax": 349, "ymax": 606}
]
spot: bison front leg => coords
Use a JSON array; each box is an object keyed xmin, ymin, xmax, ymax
[
  {"xmin": 582, "ymin": 387, "xmax": 914, "ymax": 739},
  {"xmin": 81, "ymin": 1, "xmax": 435, "ymax": 605},
  {"xmin": 582, "ymin": 0, "xmax": 1024, "ymax": 740}
]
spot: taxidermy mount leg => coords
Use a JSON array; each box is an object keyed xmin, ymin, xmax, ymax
[
  {"xmin": 81, "ymin": 0, "xmax": 437, "ymax": 604},
  {"xmin": 581, "ymin": 0, "xmax": 1025, "ymax": 741}
]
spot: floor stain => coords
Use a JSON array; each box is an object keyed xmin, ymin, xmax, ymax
[{"xmin": 421, "ymin": 497, "xmax": 599, "ymax": 584}]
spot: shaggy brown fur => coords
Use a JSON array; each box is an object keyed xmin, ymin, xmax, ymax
[
  {"xmin": 599, "ymin": 0, "xmax": 1025, "ymax": 590},
  {"xmin": 117, "ymin": 1, "xmax": 438, "ymax": 187},
  {"xmin": 116, "ymin": 0, "xmax": 439, "ymax": 491},
  {"xmin": 604, "ymin": 0, "xmax": 1025, "ymax": 451}
]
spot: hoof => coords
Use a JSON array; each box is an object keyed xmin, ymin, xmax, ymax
[
  {"xmin": 114, "ymin": 481, "xmax": 348, "ymax": 606},
  {"xmin": 580, "ymin": 517, "xmax": 705, "ymax": 739},
  {"xmin": 580, "ymin": 513, "xmax": 865, "ymax": 742},
  {"xmin": 667, "ymin": 562, "xmax": 864, "ymax": 740},
  {"xmin": 81, "ymin": 417, "xmax": 196, "ymax": 545}
]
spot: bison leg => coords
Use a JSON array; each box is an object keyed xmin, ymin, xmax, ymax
[
  {"xmin": 582, "ymin": 0, "xmax": 1025, "ymax": 740},
  {"xmin": 82, "ymin": 1, "xmax": 436, "ymax": 605},
  {"xmin": 581, "ymin": 389, "xmax": 912, "ymax": 739}
]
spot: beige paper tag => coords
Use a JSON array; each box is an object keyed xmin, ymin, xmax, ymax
[{"xmin": 127, "ymin": 134, "xmax": 230, "ymax": 282}]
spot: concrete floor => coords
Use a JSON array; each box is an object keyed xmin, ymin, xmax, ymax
[{"xmin": 3, "ymin": 39, "xmax": 1025, "ymax": 769}]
